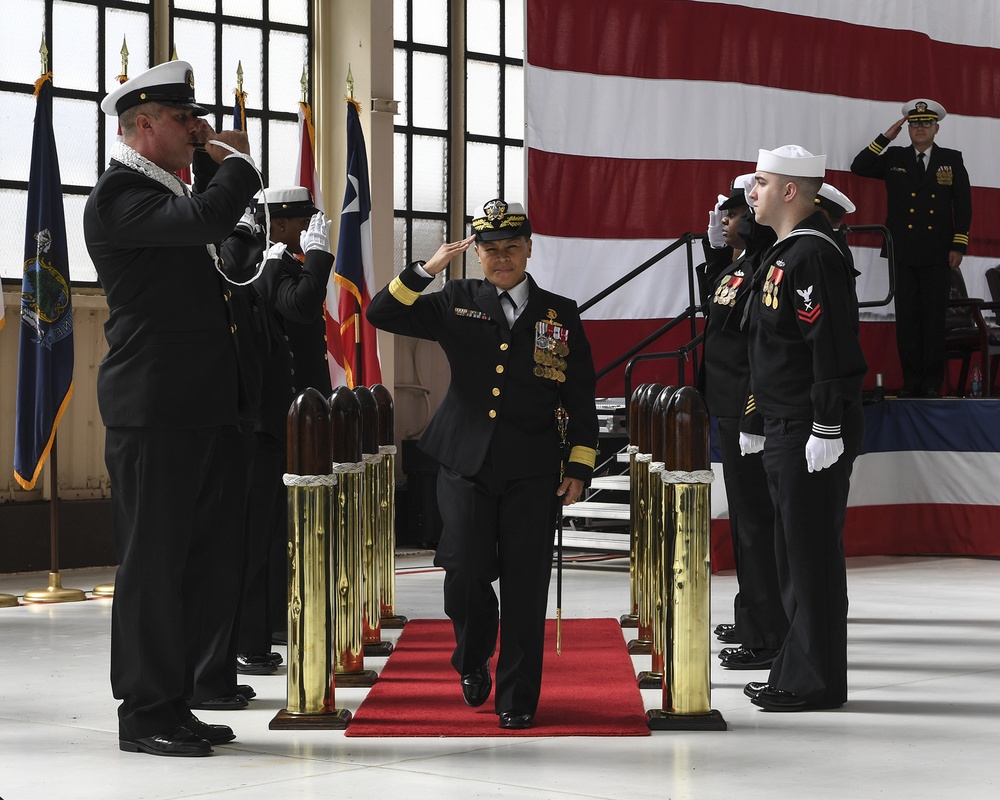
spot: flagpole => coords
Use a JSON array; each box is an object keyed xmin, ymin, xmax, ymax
[
  {"xmin": 20, "ymin": 37, "xmax": 85, "ymax": 604},
  {"xmin": 346, "ymin": 66, "xmax": 362, "ymax": 387}
]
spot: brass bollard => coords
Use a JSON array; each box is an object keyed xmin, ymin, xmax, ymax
[
  {"xmin": 270, "ymin": 388, "xmax": 351, "ymax": 729},
  {"xmin": 354, "ymin": 385, "xmax": 393, "ymax": 658},
  {"xmin": 620, "ymin": 383, "xmax": 648, "ymax": 629},
  {"xmin": 637, "ymin": 385, "xmax": 678, "ymax": 689},
  {"xmin": 627, "ymin": 383, "xmax": 662, "ymax": 657},
  {"xmin": 372, "ymin": 384, "xmax": 407, "ymax": 630},
  {"xmin": 647, "ymin": 386, "xmax": 726, "ymax": 730},
  {"xmin": 330, "ymin": 386, "xmax": 377, "ymax": 688}
]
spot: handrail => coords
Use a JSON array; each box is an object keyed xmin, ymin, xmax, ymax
[{"xmin": 584, "ymin": 225, "xmax": 895, "ymax": 401}]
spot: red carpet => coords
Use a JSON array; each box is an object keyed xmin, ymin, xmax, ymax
[{"xmin": 345, "ymin": 618, "xmax": 650, "ymax": 737}]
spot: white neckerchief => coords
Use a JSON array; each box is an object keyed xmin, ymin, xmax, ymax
[{"xmin": 110, "ymin": 140, "xmax": 267, "ymax": 286}]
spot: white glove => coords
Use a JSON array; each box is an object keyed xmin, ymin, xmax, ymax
[
  {"xmin": 300, "ymin": 211, "xmax": 332, "ymax": 253},
  {"xmin": 805, "ymin": 435, "xmax": 844, "ymax": 473},
  {"xmin": 707, "ymin": 194, "xmax": 727, "ymax": 248},
  {"xmin": 235, "ymin": 207, "xmax": 262, "ymax": 235},
  {"xmin": 265, "ymin": 241, "xmax": 287, "ymax": 261},
  {"xmin": 739, "ymin": 432, "xmax": 765, "ymax": 456}
]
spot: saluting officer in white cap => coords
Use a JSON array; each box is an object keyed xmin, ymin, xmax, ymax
[
  {"xmin": 851, "ymin": 98, "xmax": 972, "ymax": 398},
  {"xmin": 740, "ymin": 145, "xmax": 867, "ymax": 714},
  {"xmin": 84, "ymin": 60, "xmax": 262, "ymax": 758}
]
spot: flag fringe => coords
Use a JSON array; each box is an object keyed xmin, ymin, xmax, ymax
[
  {"xmin": 34, "ymin": 73, "xmax": 52, "ymax": 97},
  {"xmin": 13, "ymin": 381, "xmax": 74, "ymax": 491}
]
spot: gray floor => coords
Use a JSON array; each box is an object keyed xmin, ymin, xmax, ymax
[{"xmin": 0, "ymin": 552, "xmax": 997, "ymax": 799}]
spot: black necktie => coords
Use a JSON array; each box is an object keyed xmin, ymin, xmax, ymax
[
  {"xmin": 917, "ymin": 151, "xmax": 925, "ymax": 174},
  {"xmin": 499, "ymin": 291, "xmax": 516, "ymax": 324}
]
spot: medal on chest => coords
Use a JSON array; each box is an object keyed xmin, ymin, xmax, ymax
[
  {"xmin": 534, "ymin": 309, "xmax": 569, "ymax": 382},
  {"xmin": 713, "ymin": 270, "xmax": 745, "ymax": 307},
  {"xmin": 761, "ymin": 263, "xmax": 785, "ymax": 310}
]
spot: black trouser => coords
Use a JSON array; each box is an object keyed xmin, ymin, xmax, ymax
[
  {"xmin": 894, "ymin": 260, "xmax": 949, "ymax": 394},
  {"xmin": 107, "ymin": 425, "xmax": 237, "ymax": 740},
  {"xmin": 434, "ymin": 461, "xmax": 559, "ymax": 716},
  {"xmin": 238, "ymin": 432, "xmax": 286, "ymax": 653},
  {"xmin": 717, "ymin": 416, "xmax": 787, "ymax": 649},
  {"xmin": 192, "ymin": 424, "xmax": 256, "ymax": 702},
  {"xmin": 762, "ymin": 405, "xmax": 864, "ymax": 706}
]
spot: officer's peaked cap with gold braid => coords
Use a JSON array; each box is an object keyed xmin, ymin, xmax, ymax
[{"xmin": 471, "ymin": 198, "xmax": 532, "ymax": 242}]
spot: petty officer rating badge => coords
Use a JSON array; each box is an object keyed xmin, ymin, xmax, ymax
[
  {"xmin": 534, "ymin": 308, "xmax": 569, "ymax": 382},
  {"xmin": 795, "ymin": 284, "xmax": 822, "ymax": 324}
]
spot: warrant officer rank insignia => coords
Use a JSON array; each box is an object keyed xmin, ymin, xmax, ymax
[
  {"xmin": 534, "ymin": 309, "xmax": 569, "ymax": 382},
  {"xmin": 762, "ymin": 264, "xmax": 785, "ymax": 310}
]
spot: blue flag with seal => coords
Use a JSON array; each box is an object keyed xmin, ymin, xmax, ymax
[{"xmin": 14, "ymin": 73, "xmax": 74, "ymax": 491}]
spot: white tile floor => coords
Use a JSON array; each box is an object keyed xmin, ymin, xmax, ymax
[{"xmin": 1, "ymin": 552, "xmax": 998, "ymax": 799}]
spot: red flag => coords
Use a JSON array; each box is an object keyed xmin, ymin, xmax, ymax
[{"xmin": 298, "ymin": 100, "xmax": 348, "ymax": 388}]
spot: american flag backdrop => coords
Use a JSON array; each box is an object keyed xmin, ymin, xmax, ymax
[{"xmin": 525, "ymin": 0, "xmax": 1000, "ymax": 396}]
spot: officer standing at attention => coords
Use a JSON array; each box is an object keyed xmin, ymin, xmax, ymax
[
  {"xmin": 237, "ymin": 186, "xmax": 333, "ymax": 675},
  {"xmin": 851, "ymin": 99, "xmax": 972, "ymax": 398},
  {"xmin": 702, "ymin": 176, "xmax": 786, "ymax": 669},
  {"xmin": 367, "ymin": 200, "xmax": 599, "ymax": 730},
  {"xmin": 739, "ymin": 146, "xmax": 867, "ymax": 712},
  {"xmin": 84, "ymin": 61, "xmax": 260, "ymax": 756}
]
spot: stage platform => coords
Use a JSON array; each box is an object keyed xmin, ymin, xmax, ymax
[{"xmin": 711, "ymin": 398, "xmax": 1000, "ymax": 569}]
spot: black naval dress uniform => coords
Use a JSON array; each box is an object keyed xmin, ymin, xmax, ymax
[
  {"xmin": 238, "ymin": 244, "xmax": 334, "ymax": 658},
  {"xmin": 742, "ymin": 211, "xmax": 867, "ymax": 708},
  {"xmin": 84, "ymin": 154, "xmax": 260, "ymax": 741},
  {"xmin": 368, "ymin": 266, "xmax": 598, "ymax": 717},
  {"xmin": 701, "ymin": 215, "xmax": 787, "ymax": 654},
  {"xmin": 851, "ymin": 134, "xmax": 971, "ymax": 395}
]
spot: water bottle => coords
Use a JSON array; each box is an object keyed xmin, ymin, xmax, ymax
[
  {"xmin": 970, "ymin": 363, "xmax": 983, "ymax": 398},
  {"xmin": 874, "ymin": 373, "xmax": 884, "ymax": 402}
]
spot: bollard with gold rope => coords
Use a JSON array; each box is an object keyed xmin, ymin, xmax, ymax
[
  {"xmin": 637, "ymin": 385, "xmax": 678, "ymax": 689},
  {"xmin": 627, "ymin": 382, "xmax": 662, "ymax": 656},
  {"xmin": 270, "ymin": 388, "xmax": 351, "ymax": 729},
  {"xmin": 647, "ymin": 386, "xmax": 726, "ymax": 730},
  {"xmin": 330, "ymin": 386, "xmax": 377, "ymax": 687},
  {"xmin": 354, "ymin": 385, "xmax": 393, "ymax": 658},
  {"xmin": 619, "ymin": 383, "xmax": 648, "ymax": 629},
  {"xmin": 372, "ymin": 384, "xmax": 407, "ymax": 629}
]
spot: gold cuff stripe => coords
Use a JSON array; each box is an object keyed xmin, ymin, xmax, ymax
[
  {"xmin": 953, "ymin": 234, "xmax": 970, "ymax": 244},
  {"xmin": 389, "ymin": 275, "xmax": 420, "ymax": 306},
  {"xmin": 868, "ymin": 141, "xmax": 884, "ymax": 154},
  {"xmin": 569, "ymin": 445, "xmax": 597, "ymax": 469},
  {"xmin": 745, "ymin": 395, "xmax": 757, "ymax": 415}
]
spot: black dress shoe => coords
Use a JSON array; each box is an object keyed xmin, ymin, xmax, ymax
[
  {"xmin": 119, "ymin": 726, "xmax": 212, "ymax": 757},
  {"xmin": 743, "ymin": 681, "xmax": 769, "ymax": 699},
  {"xmin": 498, "ymin": 711, "xmax": 533, "ymax": 730},
  {"xmin": 719, "ymin": 647, "xmax": 779, "ymax": 670},
  {"xmin": 718, "ymin": 646, "xmax": 740, "ymax": 659},
  {"xmin": 190, "ymin": 694, "xmax": 248, "ymax": 711},
  {"xmin": 236, "ymin": 684, "xmax": 256, "ymax": 700},
  {"xmin": 713, "ymin": 622, "xmax": 735, "ymax": 637},
  {"xmin": 184, "ymin": 715, "xmax": 236, "ymax": 745},
  {"xmin": 460, "ymin": 661, "xmax": 492, "ymax": 707},
  {"xmin": 751, "ymin": 685, "xmax": 841, "ymax": 712},
  {"xmin": 269, "ymin": 651, "xmax": 284, "ymax": 666},
  {"xmin": 236, "ymin": 653, "xmax": 278, "ymax": 675},
  {"xmin": 716, "ymin": 626, "xmax": 740, "ymax": 644}
]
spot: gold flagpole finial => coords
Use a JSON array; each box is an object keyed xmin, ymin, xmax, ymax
[
  {"xmin": 236, "ymin": 60, "xmax": 244, "ymax": 94},
  {"xmin": 300, "ymin": 65, "xmax": 308, "ymax": 104},
  {"xmin": 346, "ymin": 64, "xmax": 354, "ymax": 100},
  {"xmin": 171, "ymin": 45, "xmax": 179, "ymax": 61},
  {"xmin": 39, "ymin": 34, "xmax": 49, "ymax": 76},
  {"xmin": 118, "ymin": 36, "xmax": 129, "ymax": 83}
]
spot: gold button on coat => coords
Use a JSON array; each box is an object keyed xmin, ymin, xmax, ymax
[
  {"xmin": 492, "ymin": 388, "xmax": 500, "ymax": 396},
  {"xmin": 489, "ymin": 410, "xmax": 497, "ymax": 418},
  {"xmin": 496, "ymin": 365, "xmax": 504, "ymax": 374},
  {"xmin": 500, "ymin": 343, "xmax": 509, "ymax": 351}
]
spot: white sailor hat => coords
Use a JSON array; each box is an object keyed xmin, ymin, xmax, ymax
[
  {"xmin": 815, "ymin": 183, "xmax": 856, "ymax": 216},
  {"xmin": 756, "ymin": 145, "xmax": 826, "ymax": 178},
  {"xmin": 903, "ymin": 98, "xmax": 946, "ymax": 122},
  {"xmin": 471, "ymin": 198, "xmax": 532, "ymax": 241},
  {"xmin": 252, "ymin": 187, "xmax": 320, "ymax": 218},
  {"xmin": 719, "ymin": 172, "xmax": 756, "ymax": 211},
  {"xmin": 100, "ymin": 60, "xmax": 208, "ymax": 117}
]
